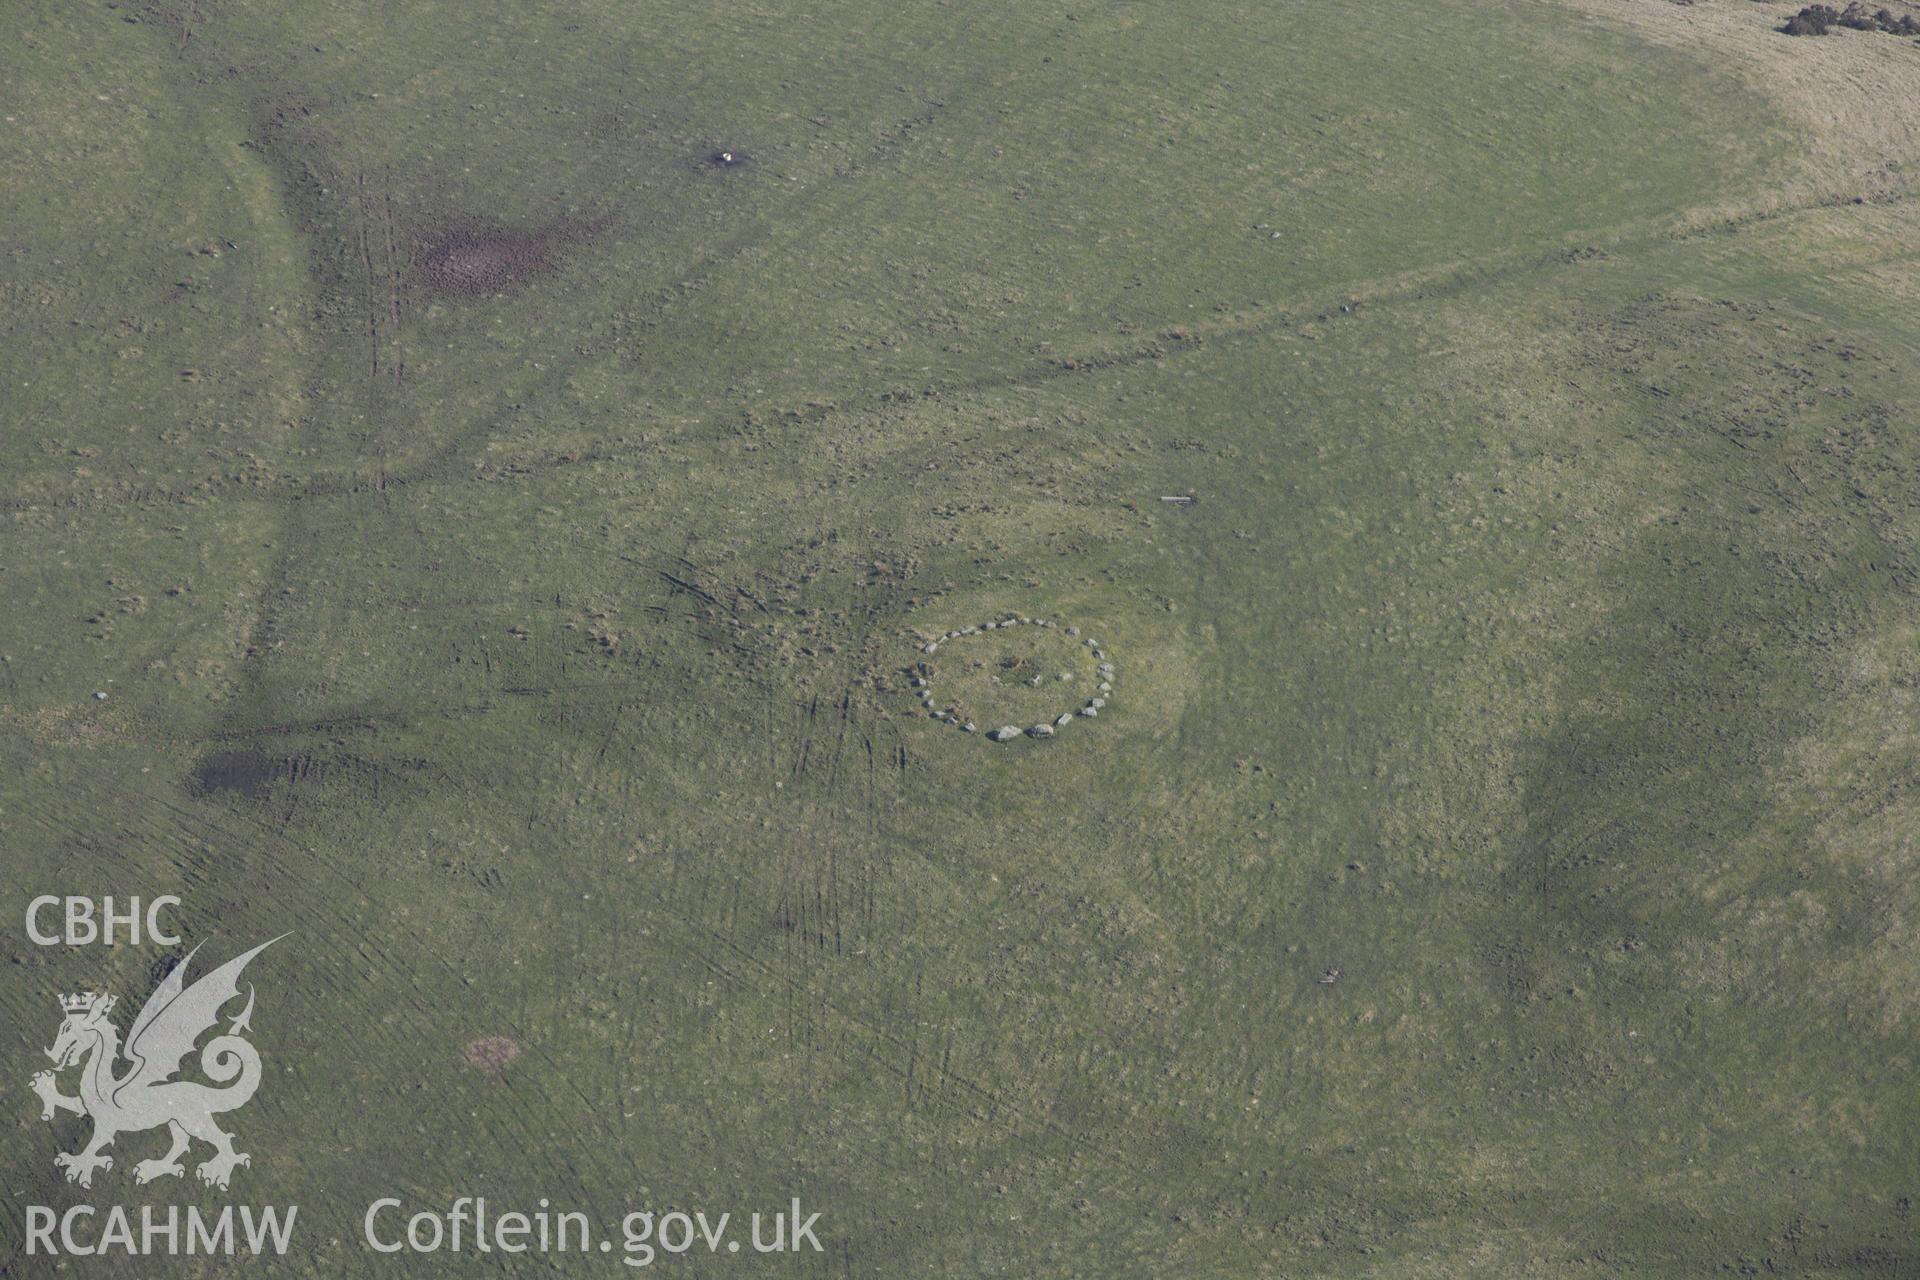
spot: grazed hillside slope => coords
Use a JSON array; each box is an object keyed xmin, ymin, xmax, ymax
[{"xmin": 3, "ymin": 1, "xmax": 1919, "ymax": 1274}]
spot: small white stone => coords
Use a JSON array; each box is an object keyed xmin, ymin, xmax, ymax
[{"xmin": 93, "ymin": 691, "xmax": 108, "ymax": 701}]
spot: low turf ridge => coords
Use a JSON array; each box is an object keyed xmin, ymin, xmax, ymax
[{"xmin": 4, "ymin": 0, "xmax": 1920, "ymax": 1274}]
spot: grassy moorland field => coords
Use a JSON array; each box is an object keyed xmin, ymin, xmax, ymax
[{"xmin": 4, "ymin": 0, "xmax": 1920, "ymax": 1273}]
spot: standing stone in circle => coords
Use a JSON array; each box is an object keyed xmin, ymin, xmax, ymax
[
  {"xmin": 1090, "ymin": 697, "xmax": 1106, "ymax": 709},
  {"xmin": 1027, "ymin": 724, "xmax": 1054, "ymax": 738},
  {"xmin": 924, "ymin": 642, "xmax": 938, "ymax": 653},
  {"xmin": 963, "ymin": 722, "xmax": 977, "ymax": 733},
  {"xmin": 989, "ymin": 725, "xmax": 1021, "ymax": 741},
  {"xmin": 1099, "ymin": 681, "xmax": 1112, "ymax": 692},
  {"xmin": 1080, "ymin": 707, "xmax": 1098, "ymax": 717},
  {"xmin": 1055, "ymin": 713, "xmax": 1073, "ymax": 727},
  {"xmin": 1066, "ymin": 627, "xmax": 1080, "ymax": 636}
]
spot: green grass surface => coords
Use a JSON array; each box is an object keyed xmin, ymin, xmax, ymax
[{"xmin": 4, "ymin": 0, "xmax": 1920, "ymax": 1274}]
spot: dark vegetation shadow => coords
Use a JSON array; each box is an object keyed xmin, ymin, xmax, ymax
[{"xmin": 1783, "ymin": 3, "xmax": 1920, "ymax": 36}]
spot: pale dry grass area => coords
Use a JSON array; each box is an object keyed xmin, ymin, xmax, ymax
[{"xmin": 1576, "ymin": 0, "xmax": 1920, "ymax": 212}]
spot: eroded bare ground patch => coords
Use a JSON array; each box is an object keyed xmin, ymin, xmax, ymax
[
  {"xmin": 189, "ymin": 743, "xmax": 445, "ymax": 815},
  {"xmin": 193, "ymin": 749, "xmax": 319, "ymax": 800}
]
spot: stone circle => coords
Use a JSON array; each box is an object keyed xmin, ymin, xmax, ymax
[{"xmin": 904, "ymin": 613, "xmax": 1117, "ymax": 742}]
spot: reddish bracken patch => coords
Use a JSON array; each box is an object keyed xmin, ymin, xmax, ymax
[
  {"xmin": 462, "ymin": 1035, "xmax": 522, "ymax": 1073},
  {"xmin": 415, "ymin": 232, "xmax": 552, "ymax": 295},
  {"xmin": 413, "ymin": 215, "xmax": 610, "ymax": 297}
]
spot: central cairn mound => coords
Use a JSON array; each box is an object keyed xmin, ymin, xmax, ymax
[{"xmin": 905, "ymin": 614, "xmax": 1116, "ymax": 742}]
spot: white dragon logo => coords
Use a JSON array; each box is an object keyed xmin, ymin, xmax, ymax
[{"xmin": 30, "ymin": 937, "xmax": 283, "ymax": 1190}]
